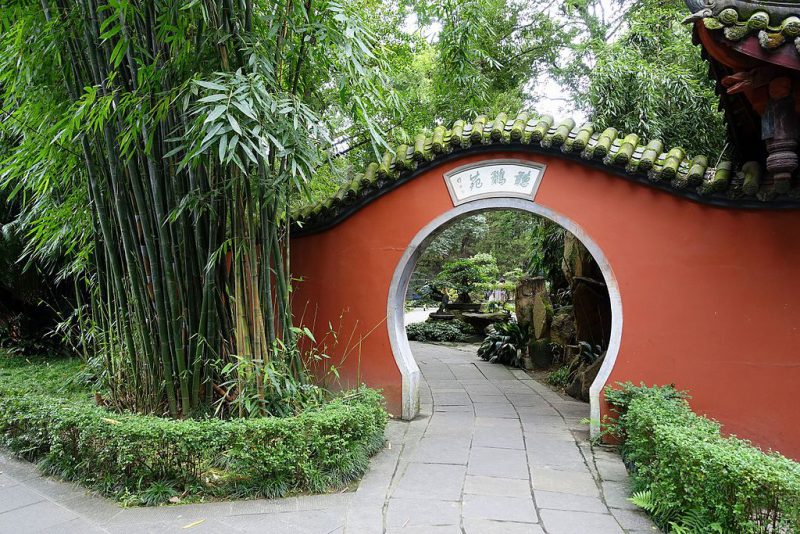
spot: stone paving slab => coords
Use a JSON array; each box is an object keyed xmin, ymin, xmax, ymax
[
  {"xmin": 530, "ymin": 467, "xmax": 601, "ymax": 497},
  {"xmin": 0, "ymin": 500, "xmax": 82, "ymax": 533},
  {"xmin": 392, "ymin": 463, "xmax": 466, "ymax": 500},
  {"xmin": 385, "ymin": 498, "xmax": 461, "ymax": 528},
  {"xmin": 473, "ymin": 402, "xmax": 520, "ymax": 418},
  {"xmin": 462, "ymin": 494, "xmax": 539, "ymax": 523},
  {"xmin": 472, "ymin": 424, "xmax": 525, "ymax": 450},
  {"xmin": 464, "ymin": 518, "xmax": 546, "ymax": 534},
  {"xmin": 463, "ymin": 475, "xmax": 531, "ymax": 498},
  {"xmin": 0, "ymin": 341, "xmax": 659, "ymax": 533},
  {"xmin": 411, "ymin": 436, "xmax": 471, "ymax": 464},
  {"xmin": 0, "ymin": 486, "xmax": 44, "ymax": 514},
  {"xmin": 541, "ymin": 509, "xmax": 625, "ymax": 534},
  {"xmin": 468, "ymin": 446, "xmax": 530, "ymax": 479}
]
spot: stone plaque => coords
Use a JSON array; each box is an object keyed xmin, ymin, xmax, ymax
[{"xmin": 444, "ymin": 160, "xmax": 545, "ymax": 205}]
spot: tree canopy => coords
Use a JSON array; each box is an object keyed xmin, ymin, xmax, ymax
[{"xmin": 305, "ymin": 0, "xmax": 726, "ymax": 201}]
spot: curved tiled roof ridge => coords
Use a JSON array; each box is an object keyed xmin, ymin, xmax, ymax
[
  {"xmin": 685, "ymin": 0, "xmax": 800, "ymax": 52},
  {"xmin": 294, "ymin": 111, "xmax": 800, "ymax": 235}
]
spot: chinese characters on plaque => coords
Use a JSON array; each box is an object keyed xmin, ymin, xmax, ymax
[{"xmin": 444, "ymin": 162, "xmax": 544, "ymax": 205}]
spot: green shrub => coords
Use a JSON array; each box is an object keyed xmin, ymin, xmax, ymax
[
  {"xmin": 0, "ymin": 387, "xmax": 387, "ymax": 505},
  {"xmin": 477, "ymin": 321, "xmax": 529, "ymax": 367},
  {"xmin": 406, "ymin": 320, "xmax": 472, "ymax": 342},
  {"xmin": 606, "ymin": 383, "xmax": 800, "ymax": 533},
  {"xmin": 547, "ymin": 366, "xmax": 570, "ymax": 387}
]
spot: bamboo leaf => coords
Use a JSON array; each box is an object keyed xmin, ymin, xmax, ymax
[
  {"xmin": 227, "ymin": 114, "xmax": 242, "ymax": 135},
  {"xmin": 218, "ymin": 134, "xmax": 228, "ymax": 163},
  {"xmin": 232, "ymin": 99, "xmax": 256, "ymax": 120},
  {"xmin": 198, "ymin": 94, "xmax": 228, "ymax": 103},
  {"xmin": 110, "ymin": 38, "xmax": 128, "ymax": 68},
  {"xmin": 204, "ymin": 105, "xmax": 226, "ymax": 124},
  {"xmin": 195, "ymin": 80, "xmax": 227, "ymax": 91}
]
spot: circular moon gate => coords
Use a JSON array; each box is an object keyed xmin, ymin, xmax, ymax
[{"xmin": 386, "ymin": 197, "xmax": 623, "ymax": 438}]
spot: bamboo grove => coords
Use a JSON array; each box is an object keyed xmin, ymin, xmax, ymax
[{"xmin": 0, "ymin": 1, "xmax": 394, "ymax": 417}]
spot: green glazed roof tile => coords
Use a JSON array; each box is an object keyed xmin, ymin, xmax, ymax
[
  {"xmin": 686, "ymin": 0, "xmax": 800, "ymax": 53},
  {"xmin": 294, "ymin": 111, "xmax": 800, "ymax": 233}
]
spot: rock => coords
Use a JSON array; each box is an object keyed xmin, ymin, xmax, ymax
[
  {"xmin": 428, "ymin": 312, "xmax": 455, "ymax": 321},
  {"xmin": 462, "ymin": 312, "xmax": 509, "ymax": 333},
  {"xmin": 562, "ymin": 233, "xmax": 603, "ymax": 286},
  {"xmin": 565, "ymin": 372, "xmax": 582, "ymax": 399},
  {"xmin": 446, "ymin": 302, "xmax": 481, "ymax": 321},
  {"xmin": 565, "ymin": 354, "xmax": 606, "ymax": 402},
  {"xmin": 572, "ymin": 277, "xmax": 612, "ymax": 349},
  {"xmin": 560, "ymin": 235, "xmax": 612, "ymax": 349},
  {"xmin": 515, "ymin": 276, "xmax": 544, "ymax": 331},
  {"xmin": 551, "ymin": 306, "xmax": 576, "ymax": 347},
  {"xmin": 531, "ymin": 292, "xmax": 553, "ymax": 340},
  {"xmin": 529, "ymin": 339, "xmax": 554, "ymax": 368},
  {"xmin": 515, "ymin": 276, "xmax": 552, "ymax": 340},
  {"xmin": 579, "ymin": 354, "xmax": 605, "ymax": 402}
]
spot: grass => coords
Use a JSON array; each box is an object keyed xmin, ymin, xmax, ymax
[{"xmin": 0, "ymin": 351, "xmax": 92, "ymax": 402}]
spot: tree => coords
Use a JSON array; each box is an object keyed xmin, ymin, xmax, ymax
[
  {"xmin": 412, "ymin": 214, "xmax": 488, "ymax": 291},
  {"xmin": 434, "ymin": 253, "xmax": 499, "ymax": 303},
  {"xmin": 0, "ymin": 2, "xmax": 397, "ymax": 418},
  {"xmin": 314, "ymin": 0, "xmax": 726, "ymax": 205},
  {"xmin": 555, "ymin": 0, "xmax": 726, "ymax": 156}
]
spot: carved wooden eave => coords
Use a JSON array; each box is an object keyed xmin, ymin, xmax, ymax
[{"xmin": 685, "ymin": 1, "xmax": 800, "ymax": 198}]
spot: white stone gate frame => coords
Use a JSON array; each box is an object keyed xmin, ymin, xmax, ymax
[{"xmin": 386, "ymin": 196, "xmax": 623, "ymax": 439}]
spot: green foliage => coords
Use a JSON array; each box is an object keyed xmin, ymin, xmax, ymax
[
  {"xmin": 631, "ymin": 490, "xmax": 723, "ymax": 534},
  {"xmin": 0, "ymin": 383, "xmax": 387, "ymax": 504},
  {"xmin": 576, "ymin": 0, "xmax": 726, "ymax": 156},
  {"xmin": 547, "ymin": 366, "xmax": 571, "ymax": 387},
  {"xmin": 0, "ymin": 352, "xmax": 91, "ymax": 402},
  {"xmin": 138, "ymin": 482, "xmax": 179, "ymax": 507},
  {"xmin": 0, "ymin": 1, "xmax": 400, "ymax": 418},
  {"xmin": 406, "ymin": 320, "xmax": 473, "ymax": 343},
  {"xmin": 526, "ymin": 220, "xmax": 566, "ymax": 288},
  {"xmin": 401, "ymin": 0, "xmax": 567, "ymax": 121},
  {"xmin": 0, "ymin": 203, "xmax": 71, "ymax": 356},
  {"xmin": 478, "ymin": 321, "xmax": 529, "ymax": 367},
  {"xmin": 606, "ymin": 383, "xmax": 800, "ymax": 533},
  {"xmin": 434, "ymin": 253, "xmax": 499, "ymax": 303},
  {"xmin": 411, "ymin": 211, "xmax": 544, "ymax": 300}
]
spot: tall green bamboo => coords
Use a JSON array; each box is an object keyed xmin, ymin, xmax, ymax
[{"xmin": 1, "ymin": 0, "xmax": 394, "ymax": 418}]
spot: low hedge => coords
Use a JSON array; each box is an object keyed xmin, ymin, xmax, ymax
[
  {"xmin": 406, "ymin": 319, "xmax": 473, "ymax": 342},
  {"xmin": 0, "ymin": 387, "xmax": 386, "ymax": 504},
  {"xmin": 606, "ymin": 384, "xmax": 800, "ymax": 533}
]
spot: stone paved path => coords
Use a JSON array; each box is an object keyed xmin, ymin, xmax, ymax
[{"xmin": 0, "ymin": 342, "xmax": 659, "ymax": 533}]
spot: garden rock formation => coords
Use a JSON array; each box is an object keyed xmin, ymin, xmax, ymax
[{"xmin": 550, "ymin": 236, "xmax": 612, "ymax": 402}]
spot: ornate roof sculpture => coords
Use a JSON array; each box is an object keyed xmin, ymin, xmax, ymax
[
  {"xmin": 293, "ymin": 112, "xmax": 798, "ymax": 235},
  {"xmin": 686, "ymin": 1, "xmax": 800, "ymax": 53},
  {"xmin": 684, "ymin": 1, "xmax": 800, "ymax": 198}
]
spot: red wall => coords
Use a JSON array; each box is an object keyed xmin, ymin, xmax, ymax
[{"xmin": 292, "ymin": 150, "xmax": 800, "ymax": 460}]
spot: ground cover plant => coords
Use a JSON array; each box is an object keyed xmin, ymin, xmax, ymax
[
  {"xmin": 477, "ymin": 321, "xmax": 530, "ymax": 368},
  {"xmin": 606, "ymin": 383, "xmax": 800, "ymax": 533},
  {"xmin": 0, "ymin": 353, "xmax": 387, "ymax": 505},
  {"xmin": 546, "ymin": 366, "xmax": 570, "ymax": 387},
  {"xmin": 0, "ymin": 354, "xmax": 89, "ymax": 401},
  {"xmin": 406, "ymin": 320, "xmax": 473, "ymax": 343}
]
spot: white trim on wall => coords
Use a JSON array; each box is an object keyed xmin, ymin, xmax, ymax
[{"xmin": 386, "ymin": 197, "xmax": 623, "ymax": 439}]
